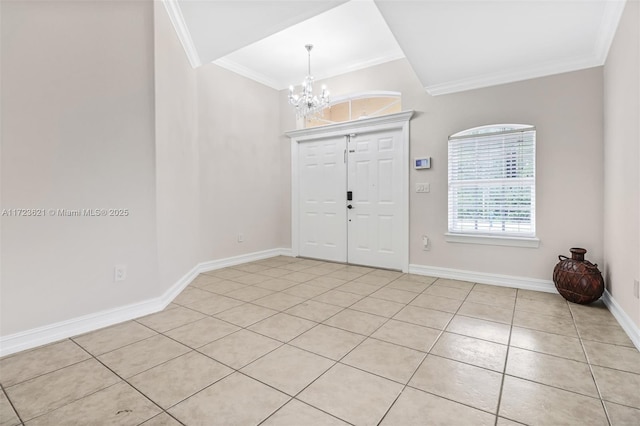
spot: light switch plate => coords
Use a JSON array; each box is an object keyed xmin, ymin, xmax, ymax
[
  {"xmin": 114, "ymin": 264, "xmax": 127, "ymax": 282},
  {"xmin": 416, "ymin": 183, "xmax": 430, "ymax": 193}
]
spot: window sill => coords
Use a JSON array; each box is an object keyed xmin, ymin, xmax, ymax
[{"xmin": 444, "ymin": 232, "xmax": 540, "ymax": 248}]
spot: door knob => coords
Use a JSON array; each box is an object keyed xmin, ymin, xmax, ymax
[{"xmin": 347, "ymin": 204, "xmax": 353, "ymax": 209}]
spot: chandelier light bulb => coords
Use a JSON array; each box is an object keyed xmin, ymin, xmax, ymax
[{"xmin": 288, "ymin": 44, "xmax": 330, "ymax": 120}]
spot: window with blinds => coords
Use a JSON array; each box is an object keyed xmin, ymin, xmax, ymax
[{"xmin": 448, "ymin": 124, "xmax": 536, "ymax": 237}]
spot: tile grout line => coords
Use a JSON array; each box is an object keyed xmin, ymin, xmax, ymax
[
  {"xmin": 254, "ymin": 376, "xmax": 355, "ymax": 426},
  {"xmin": 492, "ymin": 287, "xmax": 519, "ymax": 426},
  {"xmin": 498, "ymin": 297, "xmax": 628, "ymax": 424},
  {"xmin": 378, "ymin": 281, "xmax": 530, "ymax": 422},
  {"xmin": 257, "ymin": 273, "xmax": 431, "ymax": 426},
  {"xmin": 172, "ymin": 281, "xmax": 328, "ymax": 325},
  {"xmin": 248, "ymin": 273, "xmax": 521, "ymax": 423},
  {"xmin": 205, "ymin": 263, "xmax": 399, "ymax": 323},
  {"xmin": 6, "ymin": 340, "xmax": 144, "ymax": 425},
  {"xmin": 18, "ymin": 381, "xmax": 126, "ymax": 425},
  {"xmin": 568, "ymin": 303, "xmax": 613, "ymax": 426},
  {"xmin": 225, "ymin": 265, "xmax": 365, "ymax": 317},
  {"xmin": 376, "ymin": 277, "xmax": 483, "ymax": 426},
  {"xmin": 0, "ymin": 351, "xmax": 90, "ymax": 391},
  {"xmin": 173, "ymin": 267, "xmax": 375, "ymax": 380},
  {"xmin": 6, "ymin": 260, "xmax": 638, "ymax": 425},
  {"xmin": 68, "ymin": 338, "xmax": 188, "ymax": 426},
  {"xmin": 0, "ymin": 382, "xmax": 25, "ymax": 426},
  {"xmin": 2, "ymin": 333, "xmax": 164, "ymax": 410},
  {"xmin": 164, "ymin": 271, "xmax": 366, "ymax": 423},
  {"xmin": 232, "ymin": 320, "xmax": 346, "ymax": 426},
  {"xmin": 0, "ymin": 264, "xmax": 448, "ymax": 425},
  {"xmin": 256, "ymin": 309, "xmax": 395, "ymax": 423},
  {"xmin": 59, "ymin": 333, "xmax": 214, "ymax": 425},
  {"xmin": 0, "ymin": 339, "xmax": 156, "ymax": 424}
]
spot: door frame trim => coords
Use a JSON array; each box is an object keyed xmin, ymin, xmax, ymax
[{"xmin": 286, "ymin": 110, "xmax": 414, "ymax": 272}]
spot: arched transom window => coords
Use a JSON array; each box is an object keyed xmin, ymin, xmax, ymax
[{"xmin": 305, "ymin": 91, "xmax": 401, "ymax": 128}]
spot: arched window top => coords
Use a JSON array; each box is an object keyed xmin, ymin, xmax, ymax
[
  {"xmin": 330, "ymin": 90, "xmax": 401, "ymax": 103},
  {"xmin": 450, "ymin": 124, "xmax": 534, "ymax": 139},
  {"xmin": 305, "ymin": 91, "xmax": 401, "ymax": 128},
  {"xmin": 447, "ymin": 122, "xmax": 537, "ymax": 241}
]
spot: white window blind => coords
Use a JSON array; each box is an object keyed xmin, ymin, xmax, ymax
[{"xmin": 448, "ymin": 125, "xmax": 536, "ymax": 237}]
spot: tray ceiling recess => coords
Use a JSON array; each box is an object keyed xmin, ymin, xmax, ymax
[{"xmin": 162, "ymin": 0, "xmax": 627, "ymax": 96}]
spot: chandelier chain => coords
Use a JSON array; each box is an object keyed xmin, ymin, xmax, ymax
[{"xmin": 288, "ymin": 44, "xmax": 330, "ymax": 120}]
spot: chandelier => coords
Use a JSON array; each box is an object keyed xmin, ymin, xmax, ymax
[{"xmin": 288, "ymin": 44, "xmax": 330, "ymax": 119}]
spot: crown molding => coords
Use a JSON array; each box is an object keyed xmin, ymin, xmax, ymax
[
  {"xmin": 217, "ymin": 52, "xmax": 405, "ymax": 91},
  {"xmin": 425, "ymin": 55, "xmax": 602, "ymax": 96},
  {"xmin": 285, "ymin": 110, "xmax": 414, "ymax": 140},
  {"xmin": 594, "ymin": 0, "xmax": 627, "ymax": 64},
  {"xmin": 161, "ymin": 0, "xmax": 201, "ymax": 68},
  {"xmin": 312, "ymin": 52, "xmax": 406, "ymax": 88},
  {"xmin": 213, "ymin": 58, "xmax": 281, "ymax": 90},
  {"xmin": 426, "ymin": 1, "xmax": 627, "ymax": 96}
]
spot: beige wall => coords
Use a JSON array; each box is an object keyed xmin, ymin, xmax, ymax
[
  {"xmin": 604, "ymin": 0, "xmax": 640, "ymax": 327},
  {"xmin": 1, "ymin": 0, "xmax": 631, "ymax": 340},
  {"xmin": 155, "ymin": 2, "xmax": 289, "ymax": 283},
  {"xmin": 1, "ymin": 1, "xmax": 158, "ymax": 335},
  {"xmin": 196, "ymin": 64, "xmax": 289, "ymax": 259},
  {"xmin": 1, "ymin": 2, "xmax": 290, "ymax": 338},
  {"xmin": 282, "ymin": 61, "xmax": 604, "ymax": 281},
  {"xmin": 155, "ymin": 3, "xmax": 202, "ymax": 290}
]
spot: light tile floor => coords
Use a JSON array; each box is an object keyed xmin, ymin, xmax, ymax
[{"xmin": 1, "ymin": 256, "xmax": 639, "ymax": 425}]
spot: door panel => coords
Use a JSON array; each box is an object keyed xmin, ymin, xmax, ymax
[
  {"xmin": 378, "ymin": 215, "xmax": 394, "ymax": 252},
  {"xmin": 296, "ymin": 127, "xmax": 404, "ymax": 270},
  {"xmin": 378, "ymin": 159, "xmax": 394, "ymax": 202},
  {"xmin": 298, "ymin": 136, "xmax": 347, "ymax": 262},
  {"xmin": 347, "ymin": 130, "xmax": 403, "ymax": 269}
]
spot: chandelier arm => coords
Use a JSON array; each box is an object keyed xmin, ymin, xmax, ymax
[{"xmin": 289, "ymin": 44, "xmax": 330, "ymax": 120}]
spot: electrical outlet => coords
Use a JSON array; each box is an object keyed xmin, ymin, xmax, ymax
[
  {"xmin": 634, "ymin": 279, "xmax": 639, "ymax": 299},
  {"xmin": 422, "ymin": 235, "xmax": 430, "ymax": 251},
  {"xmin": 114, "ymin": 264, "xmax": 127, "ymax": 282},
  {"xmin": 237, "ymin": 233, "xmax": 244, "ymax": 243}
]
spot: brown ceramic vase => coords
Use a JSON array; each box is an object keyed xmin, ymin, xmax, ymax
[{"xmin": 553, "ymin": 248, "xmax": 604, "ymax": 304}]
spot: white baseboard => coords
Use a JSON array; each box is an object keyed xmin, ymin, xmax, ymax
[
  {"xmin": 409, "ymin": 264, "xmax": 558, "ymax": 293},
  {"xmin": 0, "ymin": 248, "xmax": 293, "ymax": 357},
  {"xmin": 410, "ymin": 264, "xmax": 640, "ymax": 350},
  {"xmin": 0, "ymin": 297, "xmax": 167, "ymax": 359},
  {"xmin": 163, "ymin": 248, "xmax": 292, "ymax": 307},
  {"xmin": 199, "ymin": 248, "xmax": 292, "ymax": 273},
  {"xmin": 602, "ymin": 290, "xmax": 640, "ymax": 351}
]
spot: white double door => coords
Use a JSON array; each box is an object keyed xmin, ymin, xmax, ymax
[{"xmin": 297, "ymin": 128, "xmax": 405, "ymax": 270}]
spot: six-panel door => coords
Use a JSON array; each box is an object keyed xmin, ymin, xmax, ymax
[
  {"xmin": 297, "ymin": 128, "xmax": 404, "ymax": 270},
  {"xmin": 298, "ymin": 135, "xmax": 348, "ymax": 263},
  {"xmin": 347, "ymin": 130, "xmax": 403, "ymax": 270}
]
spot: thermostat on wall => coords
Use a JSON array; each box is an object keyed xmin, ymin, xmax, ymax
[{"xmin": 415, "ymin": 157, "xmax": 431, "ymax": 169}]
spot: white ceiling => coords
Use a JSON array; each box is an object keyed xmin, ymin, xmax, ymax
[
  {"xmin": 168, "ymin": 0, "xmax": 348, "ymax": 66},
  {"xmin": 376, "ymin": 0, "xmax": 626, "ymax": 95},
  {"xmin": 163, "ymin": 0, "xmax": 627, "ymax": 95},
  {"xmin": 213, "ymin": 0, "xmax": 405, "ymax": 90}
]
